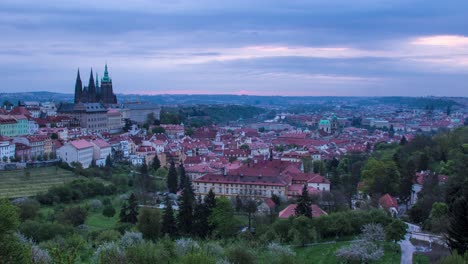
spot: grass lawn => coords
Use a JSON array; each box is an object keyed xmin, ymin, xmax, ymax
[
  {"xmin": 413, "ymin": 253, "xmax": 431, "ymax": 264},
  {"xmin": 295, "ymin": 241, "xmax": 401, "ymax": 264},
  {"xmin": 0, "ymin": 166, "xmax": 77, "ymax": 198},
  {"xmin": 38, "ymin": 195, "xmax": 121, "ymax": 231},
  {"xmin": 86, "ymin": 211, "xmax": 119, "ymax": 231}
]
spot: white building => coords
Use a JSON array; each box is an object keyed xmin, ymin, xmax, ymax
[
  {"xmin": 28, "ymin": 120, "xmax": 39, "ymax": 135},
  {"xmin": 57, "ymin": 139, "xmax": 93, "ymax": 168},
  {"xmin": 0, "ymin": 136, "xmax": 15, "ymax": 161},
  {"xmin": 90, "ymin": 139, "xmax": 112, "ymax": 166}
]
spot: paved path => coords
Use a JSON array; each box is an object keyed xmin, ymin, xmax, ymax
[{"xmin": 399, "ymin": 234, "xmax": 416, "ymax": 264}]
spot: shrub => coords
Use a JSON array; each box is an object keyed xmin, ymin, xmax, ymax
[
  {"xmin": 90, "ymin": 199, "xmax": 103, "ymax": 212},
  {"xmin": 95, "ymin": 230, "xmax": 121, "ymax": 245},
  {"xmin": 267, "ymin": 242, "xmax": 296, "ymax": 264},
  {"xmin": 13, "ymin": 198, "xmax": 41, "ymax": 221},
  {"xmin": 102, "ymin": 205, "xmax": 116, "ymax": 218},
  {"xmin": 438, "ymin": 251, "xmax": 468, "ymax": 264},
  {"xmin": 31, "ymin": 245, "xmax": 51, "ymax": 264},
  {"xmin": 125, "ymin": 241, "xmax": 170, "ymax": 264},
  {"xmin": 120, "ymin": 232, "xmax": 143, "ymax": 248},
  {"xmin": 203, "ymin": 241, "xmax": 224, "ymax": 258},
  {"xmin": 55, "ymin": 206, "xmax": 87, "ymax": 227},
  {"xmin": 19, "ymin": 221, "xmax": 72, "ymax": 242},
  {"xmin": 225, "ymin": 244, "xmax": 256, "ymax": 264},
  {"xmin": 94, "ymin": 242, "xmax": 126, "ymax": 264},
  {"xmin": 175, "ymin": 238, "xmax": 200, "ymax": 256},
  {"xmin": 336, "ymin": 241, "xmax": 384, "ymax": 263},
  {"xmin": 180, "ymin": 251, "xmax": 217, "ymax": 264}
]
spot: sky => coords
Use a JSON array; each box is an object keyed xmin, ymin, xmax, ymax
[{"xmin": 1, "ymin": 0, "xmax": 468, "ymax": 96}]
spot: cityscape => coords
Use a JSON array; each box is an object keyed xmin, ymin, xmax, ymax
[{"xmin": 1, "ymin": 1, "xmax": 468, "ymax": 264}]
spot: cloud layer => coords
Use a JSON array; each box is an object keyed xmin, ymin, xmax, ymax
[{"xmin": 1, "ymin": 0, "xmax": 467, "ymax": 96}]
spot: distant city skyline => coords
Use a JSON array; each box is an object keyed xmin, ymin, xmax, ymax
[{"xmin": 1, "ymin": 0, "xmax": 468, "ymax": 96}]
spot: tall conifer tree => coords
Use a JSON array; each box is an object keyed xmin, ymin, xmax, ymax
[
  {"xmin": 167, "ymin": 161, "xmax": 178, "ymax": 193},
  {"xmin": 295, "ymin": 185, "xmax": 312, "ymax": 218},
  {"xmin": 161, "ymin": 197, "xmax": 177, "ymax": 236}
]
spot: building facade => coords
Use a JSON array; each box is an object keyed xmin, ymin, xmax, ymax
[
  {"xmin": 0, "ymin": 115, "xmax": 28, "ymax": 137},
  {"xmin": 56, "ymin": 139, "xmax": 94, "ymax": 168}
]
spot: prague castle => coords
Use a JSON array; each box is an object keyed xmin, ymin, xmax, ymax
[{"xmin": 74, "ymin": 64, "xmax": 117, "ymax": 104}]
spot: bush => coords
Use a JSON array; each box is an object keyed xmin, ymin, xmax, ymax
[
  {"xmin": 438, "ymin": 251, "xmax": 468, "ymax": 264},
  {"xmin": 179, "ymin": 251, "xmax": 217, "ymax": 264},
  {"xmin": 31, "ymin": 245, "xmax": 51, "ymax": 264},
  {"xmin": 95, "ymin": 230, "xmax": 121, "ymax": 245},
  {"xmin": 55, "ymin": 206, "xmax": 87, "ymax": 227},
  {"xmin": 175, "ymin": 238, "xmax": 200, "ymax": 256},
  {"xmin": 19, "ymin": 221, "xmax": 72, "ymax": 242},
  {"xmin": 267, "ymin": 242, "xmax": 296, "ymax": 264},
  {"xmin": 102, "ymin": 205, "xmax": 116, "ymax": 218},
  {"xmin": 94, "ymin": 242, "xmax": 126, "ymax": 264},
  {"xmin": 120, "ymin": 231, "xmax": 144, "ymax": 248},
  {"xmin": 90, "ymin": 199, "xmax": 103, "ymax": 212},
  {"xmin": 13, "ymin": 198, "xmax": 41, "ymax": 221},
  {"xmin": 203, "ymin": 241, "xmax": 224, "ymax": 258},
  {"xmin": 336, "ymin": 241, "xmax": 384, "ymax": 263},
  {"xmin": 225, "ymin": 244, "xmax": 256, "ymax": 264},
  {"xmin": 125, "ymin": 241, "xmax": 171, "ymax": 264}
]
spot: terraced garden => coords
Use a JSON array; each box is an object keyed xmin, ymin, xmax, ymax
[{"xmin": 0, "ymin": 167, "xmax": 78, "ymax": 198}]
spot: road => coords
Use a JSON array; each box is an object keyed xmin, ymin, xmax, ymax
[{"xmin": 399, "ymin": 233, "xmax": 416, "ymax": 264}]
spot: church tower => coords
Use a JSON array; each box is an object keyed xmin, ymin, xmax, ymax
[
  {"xmin": 87, "ymin": 69, "xmax": 97, "ymax": 102},
  {"xmin": 100, "ymin": 64, "xmax": 117, "ymax": 104},
  {"xmin": 74, "ymin": 69, "xmax": 83, "ymax": 103}
]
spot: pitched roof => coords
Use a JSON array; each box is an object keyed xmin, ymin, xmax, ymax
[
  {"xmin": 278, "ymin": 204, "xmax": 327, "ymax": 218},
  {"xmin": 379, "ymin": 194, "xmax": 398, "ymax": 210},
  {"xmin": 70, "ymin": 139, "xmax": 93, "ymax": 150}
]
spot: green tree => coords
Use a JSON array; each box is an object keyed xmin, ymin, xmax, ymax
[
  {"xmin": 288, "ymin": 216, "xmax": 317, "ymax": 246},
  {"xmin": 178, "ymin": 163, "xmax": 187, "ymax": 191},
  {"xmin": 152, "ymin": 154, "xmax": 161, "ymax": 171},
  {"xmin": 361, "ymin": 158, "xmax": 400, "ymax": 196},
  {"xmin": 385, "ymin": 220, "xmax": 407, "ymax": 242},
  {"xmin": 399, "ymin": 160, "xmax": 416, "ymax": 207},
  {"xmin": 239, "ymin": 144, "xmax": 249, "ymax": 151},
  {"xmin": 192, "ymin": 196, "xmax": 210, "ymax": 238},
  {"xmin": 152, "ymin": 126, "xmax": 165, "ymax": 134},
  {"xmin": 302, "ymin": 157, "xmax": 313, "ymax": 173},
  {"xmin": 295, "ymin": 185, "xmax": 312, "ymax": 218},
  {"xmin": 137, "ymin": 207, "xmax": 161, "ymax": 240},
  {"xmin": 244, "ymin": 199, "xmax": 258, "ymax": 232},
  {"xmin": 0, "ymin": 199, "xmax": 31, "ymax": 263},
  {"xmin": 15, "ymin": 199, "xmax": 40, "ymax": 221},
  {"xmin": 400, "ymin": 136, "xmax": 407, "ymax": 146},
  {"xmin": 119, "ymin": 193, "xmax": 139, "ymax": 224},
  {"xmin": 209, "ymin": 197, "xmax": 239, "ymax": 238},
  {"xmin": 161, "ymin": 197, "xmax": 177, "ymax": 236},
  {"xmin": 177, "ymin": 176, "xmax": 195, "ymax": 235},
  {"xmin": 105, "ymin": 154, "xmax": 112, "ymax": 168},
  {"xmin": 56, "ymin": 206, "xmax": 88, "ymax": 226},
  {"xmin": 103, "ymin": 204, "xmax": 116, "ymax": 218},
  {"xmin": 167, "ymin": 161, "xmax": 178, "ymax": 193}
]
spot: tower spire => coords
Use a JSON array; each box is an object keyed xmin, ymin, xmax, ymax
[
  {"xmin": 88, "ymin": 68, "xmax": 96, "ymax": 102},
  {"xmin": 74, "ymin": 68, "xmax": 83, "ymax": 103}
]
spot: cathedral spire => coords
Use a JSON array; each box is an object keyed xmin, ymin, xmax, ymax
[
  {"xmin": 74, "ymin": 68, "xmax": 83, "ymax": 103},
  {"xmin": 88, "ymin": 68, "xmax": 96, "ymax": 102},
  {"xmin": 102, "ymin": 63, "xmax": 111, "ymax": 83}
]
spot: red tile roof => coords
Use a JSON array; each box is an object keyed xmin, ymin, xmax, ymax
[
  {"xmin": 70, "ymin": 139, "xmax": 93, "ymax": 150},
  {"xmin": 379, "ymin": 194, "xmax": 398, "ymax": 210},
  {"xmin": 278, "ymin": 204, "xmax": 327, "ymax": 218}
]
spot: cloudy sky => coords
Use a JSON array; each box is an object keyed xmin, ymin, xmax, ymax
[{"xmin": 1, "ymin": 0, "xmax": 467, "ymax": 96}]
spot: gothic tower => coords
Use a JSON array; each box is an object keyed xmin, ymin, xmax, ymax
[
  {"xmin": 100, "ymin": 64, "xmax": 117, "ymax": 104},
  {"xmin": 87, "ymin": 69, "xmax": 97, "ymax": 102},
  {"xmin": 74, "ymin": 69, "xmax": 83, "ymax": 103}
]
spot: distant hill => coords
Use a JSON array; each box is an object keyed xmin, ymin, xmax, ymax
[{"xmin": 0, "ymin": 92, "xmax": 464, "ymax": 110}]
